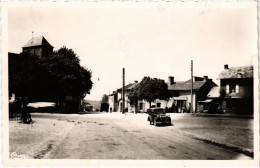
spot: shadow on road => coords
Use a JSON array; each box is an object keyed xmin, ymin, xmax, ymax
[{"xmin": 153, "ymin": 124, "xmax": 174, "ymax": 127}]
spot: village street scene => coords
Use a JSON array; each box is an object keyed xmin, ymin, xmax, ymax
[{"xmin": 6, "ymin": 3, "xmax": 256, "ymax": 162}]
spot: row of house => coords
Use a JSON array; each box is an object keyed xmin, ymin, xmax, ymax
[{"xmin": 108, "ymin": 65, "xmax": 254, "ymax": 114}]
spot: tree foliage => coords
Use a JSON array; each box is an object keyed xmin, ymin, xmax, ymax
[
  {"xmin": 42, "ymin": 46, "xmax": 93, "ymax": 98},
  {"xmin": 128, "ymin": 77, "xmax": 170, "ymax": 107},
  {"xmin": 9, "ymin": 51, "xmax": 53, "ymax": 99},
  {"xmin": 9, "ymin": 46, "xmax": 93, "ymax": 102},
  {"xmin": 101, "ymin": 94, "xmax": 109, "ymax": 103}
]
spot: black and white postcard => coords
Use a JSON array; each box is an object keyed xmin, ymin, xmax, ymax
[{"xmin": 1, "ymin": 1, "xmax": 259, "ymax": 167}]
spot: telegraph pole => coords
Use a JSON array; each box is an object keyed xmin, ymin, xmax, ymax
[
  {"xmin": 190, "ymin": 60, "xmax": 193, "ymax": 113},
  {"xmin": 122, "ymin": 68, "xmax": 125, "ymax": 114}
]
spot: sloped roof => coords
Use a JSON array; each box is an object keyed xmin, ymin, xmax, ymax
[
  {"xmin": 218, "ymin": 66, "xmax": 253, "ymax": 79},
  {"xmin": 23, "ymin": 36, "xmax": 54, "ymax": 48},
  {"xmin": 128, "ymin": 82, "xmax": 138, "ymax": 90},
  {"xmin": 168, "ymin": 80, "xmax": 206, "ymax": 91},
  {"xmin": 207, "ymin": 86, "xmax": 220, "ymax": 98},
  {"xmin": 168, "ymin": 78, "xmax": 217, "ymax": 91},
  {"xmin": 198, "ymin": 99, "xmax": 213, "ymax": 103},
  {"xmin": 109, "ymin": 91, "xmax": 118, "ymax": 96},
  {"xmin": 117, "ymin": 82, "xmax": 138, "ymax": 92}
]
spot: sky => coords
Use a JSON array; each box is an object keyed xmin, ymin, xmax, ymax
[{"xmin": 8, "ymin": 3, "xmax": 257, "ymax": 100}]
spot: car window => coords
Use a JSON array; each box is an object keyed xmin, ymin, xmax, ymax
[{"xmin": 153, "ymin": 109, "xmax": 165, "ymax": 114}]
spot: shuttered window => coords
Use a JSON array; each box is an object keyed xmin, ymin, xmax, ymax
[
  {"xmin": 226, "ymin": 85, "xmax": 230, "ymax": 94},
  {"xmin": 235, "ymin": 84, "xmax": 239, "ymax": 94}
]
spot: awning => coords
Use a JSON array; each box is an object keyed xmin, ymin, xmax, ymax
[
  {"xmin": 198, "ymin": 99, "xmax": 213, "ymax": 104},
  {"xmin": 207, "ymin": 86, "xmax": 220, "ymax": 98},
  {"xmin": 173, "ymin": 97, "xmax": 188, "ymax": 101},
  {"xmin": 224, "ymin": 97, "xmax": 243, "ymax": 99}
]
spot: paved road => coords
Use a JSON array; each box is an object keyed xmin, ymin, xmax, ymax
[{"xmin": 28, "ymin": 112, "xmax": 252, "ymax": 160}]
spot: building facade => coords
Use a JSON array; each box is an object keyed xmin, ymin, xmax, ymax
[
  {"xmin": 218, "ymin": 65, "xmax": 253, "ymax": 114},
  {"xmin": 108, "ymin": 75, "xmax": 217, "ymax": 113},
  {"xmin": 168, "ymin": 76, "xmax": 217, "ymax": 113}
]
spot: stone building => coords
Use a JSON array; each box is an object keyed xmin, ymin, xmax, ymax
[
  {"xmin": 22, "ymin": 36, "xmax": 54, "ymax": 58},
  {"xmin": 218, "ymin": 64, "xmax": 253, "ymax": 114}
]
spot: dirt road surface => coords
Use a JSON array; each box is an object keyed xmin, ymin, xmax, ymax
[{"xmin": 9, "ymin": 112, "xmax": 252, "ymax": 160}]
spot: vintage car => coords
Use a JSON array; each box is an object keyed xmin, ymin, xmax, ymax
[{"xmin": 147, "ymin": 107, "xmax": 171, "ymax": 126}]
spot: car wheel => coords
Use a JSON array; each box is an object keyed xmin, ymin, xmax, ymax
[{"xmin": 168, "ymin": 119, "xmax": 172, "ymax": 125}]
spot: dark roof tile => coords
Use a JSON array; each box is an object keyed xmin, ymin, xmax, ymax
[
  {"xmin": 218, "ymin": 66, "xmax": 253, "ymax": 79},
  {"xmin": 168, "ymin": 78, "xmax": 217, "ymax": 91}
]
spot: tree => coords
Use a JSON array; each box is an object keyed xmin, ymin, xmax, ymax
[
  {"xmin": 100, "ymin": 94, "xmax": 109, "ymax": 112},
  {"xmin": 9, "ymin": 51, "xmax": 53, "ymax": 99},
  {"xmin": 128, "ymin": 77, "xmax": 170, "ymax": 108},
  {"xmin": 42, "ymin": 46, "xmax": 93, "ymax": 111},
  {"xmin": 101, "ymin": 94, "xmax": 109, "ymax": 103},
  {"xmin": 128, "ymin": 87, "xmax": 139, "ymax": 108},
  {"xmin": 9, "ymin": 46, "xmax": 93, "ymax": 112}
]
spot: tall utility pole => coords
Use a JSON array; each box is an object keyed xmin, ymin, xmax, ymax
[
  {"xmin": 122, "ymin": 68, "xmax": 125, "ymax": 114},
  {"xmin": 190, "ymin": 60, "xmax": 193, "ymax": 113}
]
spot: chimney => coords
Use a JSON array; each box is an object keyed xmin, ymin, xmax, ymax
[
  {"xmin": 203, "ymin": 76, "xmax": 208, "ymax": 81},
  {"xmin": 168, "ymin": 76, "xmax": 174, "ymax": 85},
  {"xmin": 224, "ymin": 64, "xmax": 229, "ymax": 70},
  {"xmin": 134, "ymin": 80, "xmax": 138, "ymax": 83}
]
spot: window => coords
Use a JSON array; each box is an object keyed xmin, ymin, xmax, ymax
[
  {"xmin": 226, "ymin": 84, "xmax": 239, "ymax": 94},
  {"xmin": 235, "ymin": 84, "xmax": 239, "ymax": 94},
  {"xmin": 226, "ymin": 85, "xmax": 230, "ymax": 94},
  {"xmin": 157, "ymin": 103, "xmax": 161, "ymax": 107}
]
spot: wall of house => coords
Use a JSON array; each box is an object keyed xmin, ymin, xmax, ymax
[
  {"xmin": 113, "ymin": 94, "xmax": 118, "ymax": 112},
  {"xmin": 220, "ymin": 78, "xmax": 253, "ymax": 98},
  {"xmin": 23, "ymin": 46, "xmax": 53, "ymax": 58},
  {"xmin": 153, "ymin": 99, "xmax": 175, "ymax": 109},
  {"xmin": 178, "ymin": 92, "xmax": 197, "ymax": 112},
  {"xmin": 220, "ymin": 78, "xmax": 253, "ymax": 113},
  {"xmin": 197, "ymin": 82, "xmax": 214, "ymax": 101},
  {"xmin": 166, "ymin": 99, "xmax": 174, "ymax": 108},
  {"xmin": 23, "ymin": 47, "xmax": 42, "ymax": 57},
  {"xmin": 42, "ymin": 46, "xmax": 53, "ymax": 57},
  {"xmin": 118, "ymin": 99, "xmax": 131, "ymax": 112},
  {"xmin": 108, "ymin": 95, "xmax": 114, "ymax": 112},
  {"xmin": 137, "ymin": 100, "xmax": 152, "ymax": 112}
]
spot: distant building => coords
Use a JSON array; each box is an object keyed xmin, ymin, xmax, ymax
[
  {"xmin": 218, "ymin": 64, "xmax": 253, "ymax": 114},
  {"xmin": 108, "ymin": 80, "xmax": 154, "ymax": 113},
  {"xmin": 108, "ymin": 91, "xmax": 118, "ymax": 112},
  {"xmin": 198, "ymin": 86, "xmax": 222, "ymax": 113},
  {"xmin": 22, "ymin": 36, "xmax": 54, "ymax": 58},
  {"xmin": 113, "ymin": 81, "xmax": 139, "ymax": 112},
  {"xmin": 109, "ymin": 75, "xmax": 217, "ymax": 113},
  {"xmin": 168, "ymin": 76, "xmax": 217, "ymax": 113}
]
